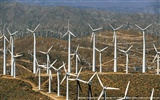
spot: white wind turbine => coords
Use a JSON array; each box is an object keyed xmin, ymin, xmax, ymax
[
  {"xmin": 6, "ymin": 28, "xmax": 18, "ymax": 76},
  {"xmin": 8, "ymin": 49, "xmax": 22, "ymax": 78},
  {"xmin": 71, "ymin": 44, "xmax": 81, "ymax": 74},
  {"xmin": 118, "ymin": 45, "xmax": 133, "ymax": 74},
  {"xmin": 27, "ymin": 24, "xmax": 40, "ymax": 74},
  {"xmin": 60, "ymin": 65, "xmax": 77, "ymax": 100},
  {"xmin": 62, "ymin": 20, "xmax": 76, "ymax": 73},
  {"xmin": 78, "ymin": 72, "xmax": 97, "ymax": 100},
  {"xmin": 35, "ymin": 59, "xmax": 47, "ymax": 90},
  {"xmin": 150, "ymin": 88, "xmax": 154, "ymax": 100},
  {"xmin": 88, "ymin": 23, "xmax": 103, "ymax": 72},
  {"xmin": 135, "ymin": 23, "xmax": 152, "ymax": 73},
  {"xmin": 51, "ymin": 62, "xmax": 65, "ymax": 96},
  {"xmin": 39, "ymin": 45, "xmax": 53, "ymax": 74},
  {"xmin": 109, "ymin": 23, "xmax": 123, "ymax": 72},
  {"xmin": 97, "ymin": 74, "xmax": 119, "ymax": 100},
  {"xmin": 153, "ymin": 44, "xmax": 160, "ymax": 74},
  {"xmin": 68, "ymin": 67, "xmax": 83, "ymax": 100},
  {"xmin": 117, "ymin": 81, "xmax": 130, "ymax": 100},
  {"xmin": 0, "ymin": 35, "xmax": 9, "ymax": 75},
  {"xmin": 95, "ymin": 47, "xmax": 108, "ymax": 73},
  {"xmin": 48, "ymin": 59, "xmax": 57, "ymax": 93}
]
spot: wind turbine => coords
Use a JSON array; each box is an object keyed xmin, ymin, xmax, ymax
[
  {"xmin": 78, "ymin": 72, "xmax": 97, "ymax": 100},
  {"xmin": 135, "ymin": 23, "xmax": 152, "ymax": 73},
  {"xmin": 27, "ymin": 24, "xmax": 40, "ymax": 74},
  {"xmin": 71, "ymin": 44, "xmax": 81, "ymax": 74},
  {"xmin": 62, "ymin": 20, "xmax": 76, "ymax": 73},
  {"xmin": 35, "ymin": 59, "xmax": 47, "ymax": 90},
  {"xmin": 117, "ymin": 81, "xmax": 130, "ymax": 100},
  {"xmin": 0, "ymin": 35, "xmax": 9, "ymax": 75},
  {"xmin": 39, "ymin": 45, "xmax": 53, "ymax": 74},
  {"xmin": 8, "ymin": 49, "xmax": 22, "ymax": 78},
  {"xmin": 150, "ymin": 88, "xmax": 154, "ymax": 100},
  {"xmin": 97, "ymin": 74, "xmax": 119, "ymax": 100},
  {"xmin": 118, "ymin": 45, "xmax": 133, "ymax": 74},
  {"xmin": 88, "ymin": 23, "xmax": 103, "ymax": 72},
  {"xmin": 48, "ymin": 59, "xmax": 57, "ymax": 93},
  {"xmin": 51, "ymin": 62, "xmax": 65, "ymax": 96},
  {"xmin": 153, "ymin": 44, "xmax": 160, "ymax": 74},
  {"xmin": 60, "ymin": 64, "xmax": 77, "ymax": 100},
  {"xmin": 6, "ymin": 28, "xmax": 18, "ymax": 76},
  {"xmin": 68, "ymin": 67, "xmax": 83, "ymax": 100},
  {"xmin": 109, "ymin": 23, "xmax": 123, "ymax": 72},
  {"xmin": 95, "ymin": 47, "xmax": 108, "ymax": 73}
]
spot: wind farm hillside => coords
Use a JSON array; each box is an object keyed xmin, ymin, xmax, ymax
[{"xmin": 0, "ymin": 29, "xmax": 160, "ymax": 99}]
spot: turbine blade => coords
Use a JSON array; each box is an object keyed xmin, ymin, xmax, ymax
[
  {"xmin": 144, "ymin": 23, "xmax": 152, "ymax": 30},
  {"xmin": 14, "ymin": 54, "xmax": 23, "ymax": 58},
  {"xmin": 7, "ymin": 49, "xmax": 12, "ymax": 55},
  {"xmin": 97, "ymin": 74, "xmax": 103, "ymax": 87},
  {"xmin": 109, "ymin": 23, "xmax": 115, "ymax": 30},
  {"xmin": 78, "ymin": 79, "xmax": 88, "ymax": 84},
  {"xmin": 62, "ymin": 31, "xmax": 68, "ymax": 38},
  {"xmin": 118, "ymin": 48, "xmax": 126, "ymax": 53},
  {"xmin": 34, "ymin": 23, "xmax": 40, "ymax": 32},
  {"xmin": 93, "ymin": 27, "xmax": 103, "ymax": 31},
  {"xmin": 94, "ymin": 47, "xmax": 100, "ymax": 52},
  {"xmin": 124, "ymin": 81, "xmax": 130, "ymax": 98},
  {"xmin": 77, "ymin": 55, "xmax": 81, "ymax": 62},
  {"xmin": 36, "ymin": 68, "xmax": 39, "ymax": 75},
  {"xmin": 0, "ymin": 35, "xmax": 3, "ymax": 39},
  {"xmin": 51, "ymin": 66, "xmax": 57, "ymax": 71},
  {"xmin": 60, "ymin": 75, "xmax": 66, "ymax": 84},
  {"xmin": 58, "ymin": 63, "xmax": 65, "ymax": 70},
  {"xmin": 115, "ymin": 25, "xmax": 123, "ymax": 31},
  {"xmin": 50, "ymin": 59, "xmax": 57, "ymax": 66},
  {"xmin": 126, "ymin": 45, "xmax": 133, "ymax": 53},
  {"xmin": 63, "ymin": 64, "xmax": 67, "ymax": 72},
  {"xmin": 76, "ymin": 44, "xmax": 79, "ymax": 52},
  {"xmin": 88, "ymin": 72, "xmax": 97, "ymax": 82},
  {"xmin": 106, "ymin": 87, "xmax": 119, "ymax": 90},
  {"xmin": 77, "ymin": 67, "xmax": 83, "ymax": 78},
  {"xmin": 26, "ymin": 28, "xmax": 34, "ymax": 33},
  {"xmin": 153, "ymin": 54, "xmax": 157, "ymax": 63},
  {"xmin": 150, "ymin": 88, "xmax": 154, "ymax": 100},
  {"xmin": 98, "ymin": 90, "xmax": 104, "ymax": 100},
  {"xmin": 48, "ymin": 45, "xmax": 53, "ymax": 53},
  {"xmin": 39, "ymin": 51, "xmax": 47, "ymax": 54},
  {"xmin": 153, "ymin": 44, "xmax": 158, "ymax": 53},
  {"xmin": 135, "ymin": 24, "xmax": 143, "ymax": 30},
  {"xmin": 100, "ymin": 47, "xmax": 108, "ymax": 52},
  {"xmin": 4, "ymin": 36, "xmax": 10, "ymax": 43},
  {"xmin": 6, "ymin": 28, "xmax": 11, "ymax": 35},
  {"xmin": 77, "ymin": 81, "xmax": 82, "ymax": 92},
  {"xmin": 90, "ymin": 32, "xmax": 94, "ymax": 42},
  {"xmin": 88, "ymin": 22, "xmax": 93, "ymax": 31},
  {"xmin": 69, "ymin": 31, "xmax": 76, "ymax": 37},
  {"xmin": 68, "ymin": 73, "xmax": 77, "ymax": 77},
  {"xmin": 11, "ymin": 31, "xmax": 18, "ymax": 35}
]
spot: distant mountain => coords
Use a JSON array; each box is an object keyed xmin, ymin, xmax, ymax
[
  {"xmin": 5, "ymin": 0, "xmax": 160, "ymax": 14},
  {"xmin": 0, "ymin": 1, "xmax": 159, "ymax": 38}
]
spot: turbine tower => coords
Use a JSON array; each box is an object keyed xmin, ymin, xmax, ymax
[
  {"xmin": 71, "ymin": 44, "xmax": 81, "ymax": 74},
  {"xmin": 51, "ymin": 62, "xmax": 65, "ymax": 96},
  {"xmin": 35, "ymin": 59, "xmax": 47, "ymax": 90},
  {"xmin": 8, "ymin": 49, "xmax": 22, "ymax": 78},
  {"xmin": 60, "ymin": 65, "xmax": 77, "ymax": 100},
  {"xmin": 0, "ymin": 35, "xmax": 9, "ymax": 75},
  {"xmin": 153, "ymin": 44, "xmax": 160, "ymax": 74},
  {"xmin": 135, "ymin": 23, "xmax": 152, "ymax": 73},
  {"xmin": 7, "ymin": 28, "xmax": 18, "ymax": 76},
  {"xmin": 62, "ymin": 20, "xmax": 76, "ymax": 73},
  {"xmin": 39, "ymin": 45, "xmax": 53, "ymax": 74},
  {"xmin": 95, "ymin": 47, "xmax": 108, "ymax": 73},
  {"xmin": 27, "ymin": 24, "xmax": 40, "ymax": 74},
  {"xmin": 88, "ymin": 23, "xmax": 103, "ymax": 72},
  {"xmin": 150, "ymin": 88, "xmax": 154, "ymax": 100},
  {"xmin": 109, "ymin": 23, "xmax": 123, "ymax": 72},
  {"xmin": 118, "ymin": 45, "xmax": 133, "ymax": 74}
]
